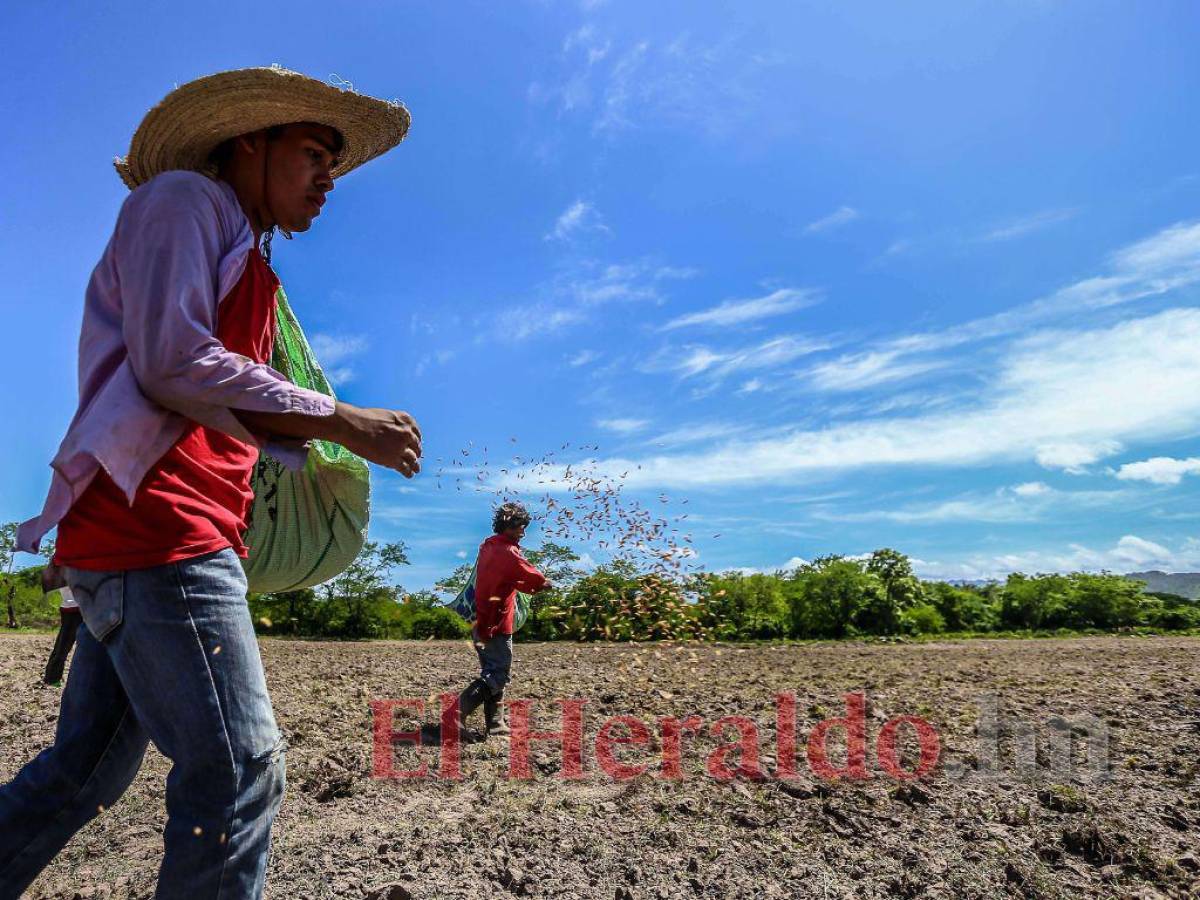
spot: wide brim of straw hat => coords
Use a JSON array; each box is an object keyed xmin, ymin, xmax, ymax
[{"xmin": 114, "ymin": 66, "xmax": 410, "ymax": 190}]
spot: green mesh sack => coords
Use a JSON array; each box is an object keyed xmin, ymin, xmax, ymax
[
  {"xmin": 241, "ymin": 286, "xmax": 371, "ymax": 593},
  {"xmin": 446, "ymin": 562, "xmax": 534, "ymax": 632}
]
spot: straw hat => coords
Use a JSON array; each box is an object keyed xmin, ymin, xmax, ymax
[{"xmin": 114, "ymin": 65, "xmax": 411, "ymax": 190}]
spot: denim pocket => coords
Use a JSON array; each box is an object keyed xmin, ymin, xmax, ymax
[{"xmin": 65, "ymin": 570, "xmax": 125, "ymax": 642}]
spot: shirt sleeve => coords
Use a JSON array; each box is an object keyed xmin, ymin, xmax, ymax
[
  {"xmin": 115, "ymin": 174, "xmax": 334, "ymax": 421},
  {"xmin": 508, "ymin": 547, "xmax": 548, "ymax": 594}
]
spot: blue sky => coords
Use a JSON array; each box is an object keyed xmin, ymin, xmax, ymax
[{"xmin": 4, "ymin": 1, "xmax": 1200, "ymax": 588}]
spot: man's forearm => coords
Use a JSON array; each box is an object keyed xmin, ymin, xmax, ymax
[
  {"xmin": 233, "ymin": 401, "xmax": 350, "ymax": 445},
  {"xmin": 234, "ymin": 401, "xmax": 423, "ymax": 477}
]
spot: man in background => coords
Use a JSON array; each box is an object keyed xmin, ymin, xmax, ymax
[
  {"xmin": 40, "ymin": 562, "xmax": 81, "ymax": 687},
  {"xmin": 457, "ymin": 502, "xmax": 553, "ymax": 739}
]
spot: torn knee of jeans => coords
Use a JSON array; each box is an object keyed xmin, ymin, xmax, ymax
[{"xmin": 247, "ymin": 735, "xmax": 288, "ymax": 770}]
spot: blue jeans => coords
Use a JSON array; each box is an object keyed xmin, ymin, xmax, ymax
[
  {"xmin": 0, "ymin": 549, "xmax": 285, "ymax": 900},
  {"xmin": 476, "ymin": 634, "xmax": 513, "ymax": 697}
]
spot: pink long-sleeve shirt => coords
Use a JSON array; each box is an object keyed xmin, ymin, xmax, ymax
[{"xmin": 18, "ymin": 171, "xmax": 335, "ymax": 553}]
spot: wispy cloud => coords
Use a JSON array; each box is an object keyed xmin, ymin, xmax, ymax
[
  {"xmin": 890, "ymin": 220, "xmax": 1200, "ymax": 356},
  {"xmin": 1115, "ymin": 456, "xmax": 1200, "ymax": 486},
  {"xmin": 644, "ymin": 334, "xmax": 833, "ymax": 383},
  {"xmin": 536, "ymin": 27, "xmax": 785, "ymax": 140},
  {"xmin": 805, "ymin": 350, "xmax": 947, "ymax": 393},
  {"xmin": 490, "ymin": 258, "xmax": 691, "ymax": 341},
  {"xmin": 842, "ymin": 218, "xmax": 1200, "ymax": 393},
  {"xmin": 978, "ymin": 208, "xmax": 1077, "ymax": 243},
  {"xmin": 817, "ymin": 484, "xmax": 1123, "ymax": 525},
  {"xmin": 414, "ymin": 349, "xmax": 457, "ymax": 378},
  {"xmin": 310, "ymin": 333, "xmax": 368, "ymax": 386},
  {"xmin": 917, "ymin": 535, "xmax": 1200, "ymax": 580},
  {"xmin": 1012, "ymin": 481, "xmax": 1052, "ymax": 497},
  {"xmin": 661, "ymin": 287, "xmax": 820, "ymax": 330},
  {"xmin": 545, "ymin": 200, "xmax": 609, "ymax": 242},
  {"xmin": 645, "ymin": 422, "xmax": 746, "ymax": 447},
  {"xmin": 549, "ymin": 306, "xmax": 1200, "ymax": 490},
  {"xmin": 802, "ymin": 206, "xmax": 859, "ymax": 235},
  {"xmin": 1035, "ymin": 441, "xmax": 1122, "ymax": 474},
  {"xmin": 569, "ymin": 349, "xmax": 600, "ymax": 367},
  {"xmin": 596, "ymin": 417, "xmax": 650, "ymax": 434}
]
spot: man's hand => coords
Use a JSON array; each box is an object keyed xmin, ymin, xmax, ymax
[
  {"xmin": 537, "ymin": 582, "xmax": 556, "ymax": 595},
  {"xmin": 329, "ymin": 403, "xmax": 422, "ymax": 478},
  {"xmin": 233, "ymin": 401, "xmax": 423, "ymax": 478}
]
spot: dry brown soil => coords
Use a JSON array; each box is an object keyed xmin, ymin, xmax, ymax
[{"xmin": 3, "ymin": 634, "xmax": 1199, "ymax": 899}]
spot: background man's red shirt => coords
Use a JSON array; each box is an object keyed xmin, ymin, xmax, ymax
[{"xmin": 473, "ymin": 533, "xmax": 547, "ymax": 639}]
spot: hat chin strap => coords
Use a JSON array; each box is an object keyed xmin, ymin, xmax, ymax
[{"xmin": 259, "ymin": 136, "xmax": 292, "ymax": 266}]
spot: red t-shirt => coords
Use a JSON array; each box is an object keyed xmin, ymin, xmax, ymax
[
  {"xmin": 473, "ymin": 534, "xmax": 548, "ymax": 639},
  {"xmin": 56, "ymin": 249, "xmax": 278, "ymax": 571}
]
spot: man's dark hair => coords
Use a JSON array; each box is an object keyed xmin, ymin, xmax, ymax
[
  {"xmin": 209, "ymin": 122, "xmax": 345, "ymax": 169},
  {"xmin": 493, "ymin": 502, "xmax": 531, "ymax": 535}
]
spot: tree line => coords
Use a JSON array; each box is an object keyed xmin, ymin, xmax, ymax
[{"xmin": 3, "ymin": 533, "xmax": 1198, "ymax": 640}]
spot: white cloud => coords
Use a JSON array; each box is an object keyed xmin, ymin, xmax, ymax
[
  {"xmin": 597, "ymin": 417, "xmax": 650, "ymax": 434},
  {"xmin": 918, "ymin": 535, "xmax": 1200, "ymax": 580},
  {"xmin": 727, "ymin": 556, "xmax": 808, "ymax": 576},
  {"xmin": 523, "ymin": 307, "xmax": 1200, "ymax": 490},
  {"xmin": 545, "ymin": 200, "xmax": 609, "ymax": 242},
  {"xmin": 1110, "ymin": 221, "xmax": 1200, "ymax": 273},
  {"xmin": 1115, "ymin": 456, "xmax": 1200, "ymax": 486},
  {"xmin": 646, "ymin": 422, "xmax": 745, "ymax": 448},
  {"xmin": 413, "ymin": 349, "xmax": 457, "ymax": 378},
  {"xmin": 818, "ymin": 484, "xmax": 1121, "ymax": 525},
  {"xmin": 492, "ymin": 305, "xmax": 587, "ymax": 341},
  {"xmin": 887, "ymin": 220, "xmax": 1200, "ymax": 359},
  {"xmin": 547, "ymin": 28, "xmax": 783, "ymax": 140},
  {"xmin": 738, "ymin": 378, "xmax": 763, "ymax": 394},
  {"xmin": 569, "ymin": 349, "xmax": 600, "ymax": 367},
  {"xmin": 802, "ymin": 206, "xmax": 859, "ymax": 235},
  {"xmin": 1035, "ymin": 440, "xmax": 1122, "ymax": 474},
  {"xmin": 805, "ymin": 350, "xmax": 947, "ymax": 392},
  {"xmin": 1012, "ymin": 481, "xmax": 1052, "ymax": 497},
  {"xmin": 979, "ymin": 208, "xmax": 1077, "ymax": 243},
  {"xmin": 661, "ymin": 288, "xmax": 820, "ymax": 330},
  {"xmin": 647, "ymin": 335, "xmax": 832, "ymax": 383},
  {"xmin": 310, "ymin": 333, "xmax": 368, "ymax": 385},
  {"xmin": 489, "ymin": 258, "xmax": 681, "ymax": 341}
]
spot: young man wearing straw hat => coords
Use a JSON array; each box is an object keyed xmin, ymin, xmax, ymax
[{"xmin": 0, "ymin": 67, "xmax": 420, "ymax": 899}]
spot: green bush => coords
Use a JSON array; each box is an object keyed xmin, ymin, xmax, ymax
[
  {"xmin": 900, "ymin": 603, "xmax": 946, "ymax": 635},
  {"xmin": 409, "ymin": 607, "xmax": 471, "ymax": 640}
]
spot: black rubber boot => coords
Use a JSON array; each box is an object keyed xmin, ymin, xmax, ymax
[
  {"xmin": 484, "ymin": 692, "xmax": 509, "ymax": 737},
  {"xmin": 457, "ymin": 678, "xmax": 490, "ymax": 736}
]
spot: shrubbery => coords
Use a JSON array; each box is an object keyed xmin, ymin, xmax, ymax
[{"xmin": 5, "ymin": 538, "xmax": 1198, "ymax": 641}]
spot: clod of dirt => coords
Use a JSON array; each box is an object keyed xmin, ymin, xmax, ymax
[
  {"xmin": 499, "ymin": 865, "xmax": 528, "ymax": 894},
  {"xmin": 777, "ymin": 777, "xmax": 818, "ymax": 799},
  {"xmin": 364, "ymin": 884, "xmax": 412, "ymax": 900},
  {"xmin": 894, "ymin": 782, "xmax": 933, "ymax": 805},
  {"xmin": 1037, "ymin": 784, "xmax": 1088, "ymax": 814}
]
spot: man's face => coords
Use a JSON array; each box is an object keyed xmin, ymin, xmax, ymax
[
  {"xmin": 506, "ymin": 524, "xmax": 528, "ymax": 543},
  {"xmin": 262, "ymin": 123, "xmax": 340, "ymax": 233}
]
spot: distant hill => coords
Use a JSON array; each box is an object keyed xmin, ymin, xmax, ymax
[{"xmin": 1124, "ymin": 571, "xmax": 1200, "ymax": 598}]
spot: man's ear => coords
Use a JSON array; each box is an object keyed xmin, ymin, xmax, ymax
[{"xmin": 234, "ymin": 130, "xmax": 266, "ymax": 156}]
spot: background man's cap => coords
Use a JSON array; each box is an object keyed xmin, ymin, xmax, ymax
[{"xmin": 114, "ymin": 65, "xmax": 411, "ymax": 190}]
